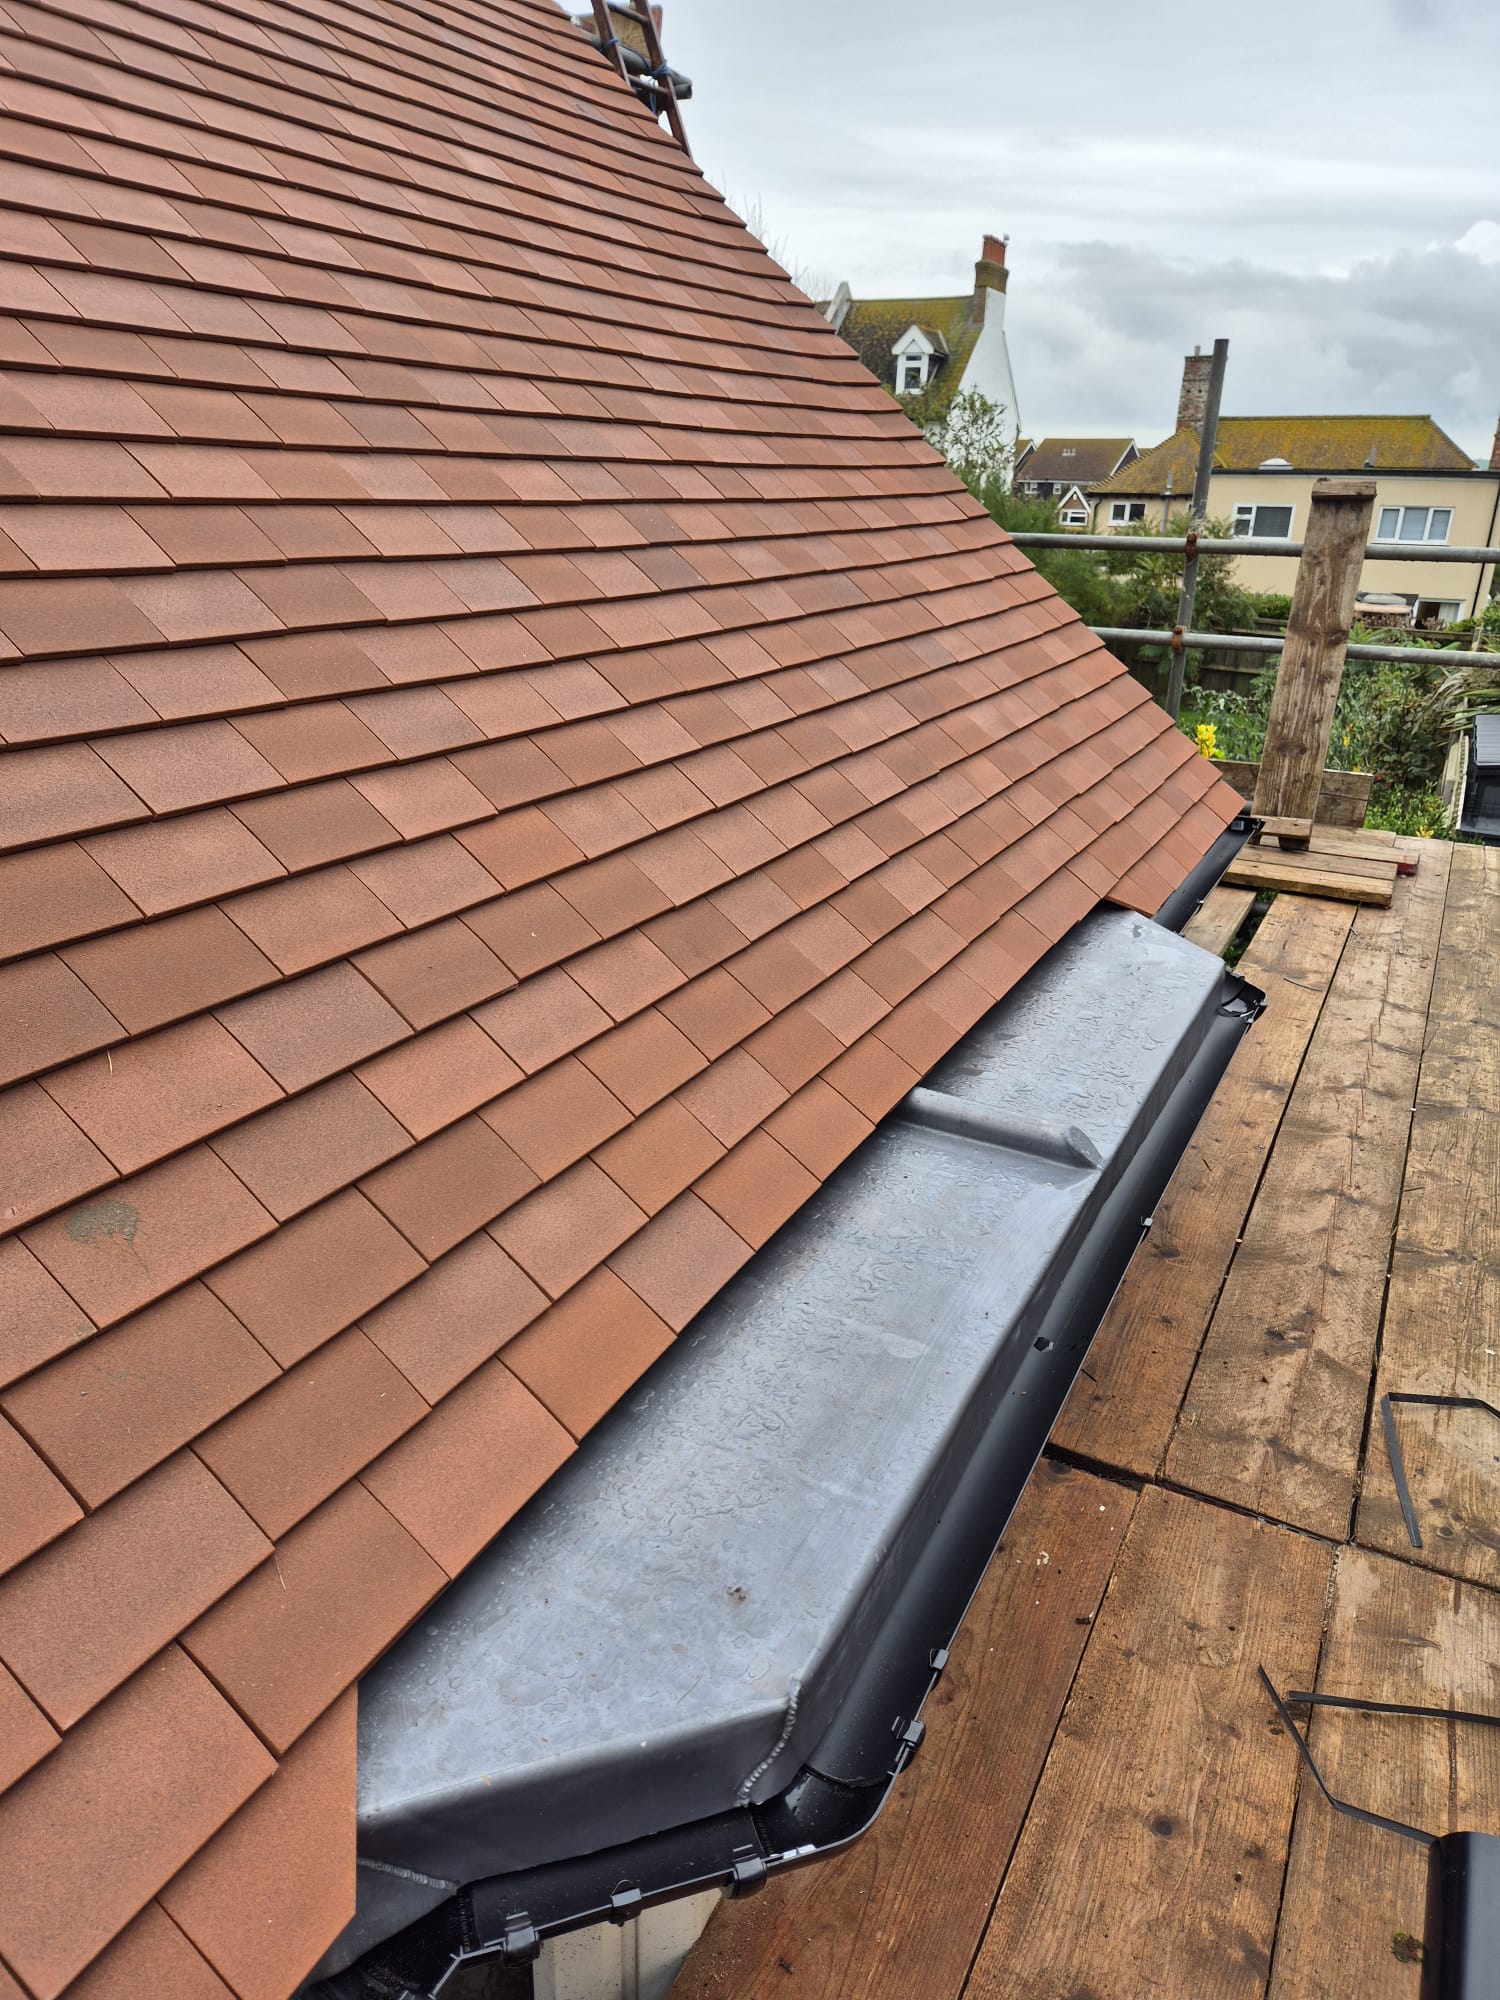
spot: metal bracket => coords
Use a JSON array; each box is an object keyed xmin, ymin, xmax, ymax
[
  {"xmin": 1379, "ymin": 1392, "xmax": 1500, "ymax": 1549},
  {"xmin": 1260, "ymin": 1668, "xmax": 1500, "ymax": 1847},
  {"xmin": 726, "ymin": 1850, "xmax": 768, "ymax": 1899},
  {"xmin": 608, "ymin": 1883, "xmax": 642, "ymax": 1924},
  {"xmin": 498, "ymin": 1917, "xmax": 541, "ymax": 1964}
]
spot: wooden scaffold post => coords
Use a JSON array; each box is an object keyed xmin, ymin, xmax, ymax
[{"xmin": 1252, "ymin": 477, "xmax": 1377, "ymax": 848}]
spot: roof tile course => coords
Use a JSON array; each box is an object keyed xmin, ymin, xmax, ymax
[{"xmin": 0, "ymin": 0, "xmax": 1239, "ymax": 1988}]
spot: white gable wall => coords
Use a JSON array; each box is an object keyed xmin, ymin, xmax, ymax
[{"xmin": 959, "ymin": 282, "xmax": 1020, "ymax": 464}]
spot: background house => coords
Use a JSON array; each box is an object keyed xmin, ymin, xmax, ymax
[
  {"xmin": 823, "ymin": 235, "xmax": 1021, "ymax": 459},
  {"xmin": 1013, "ymin": 438, "xmax": 1138, "ymax": 525},
  {"xmin": 1091, "ymin": 353, "xmax": 1500, "ymax": 624}
]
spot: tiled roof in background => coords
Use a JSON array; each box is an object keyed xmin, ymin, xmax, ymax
[
  {"xmin": 1015, "ymin": 438, "xmax": 1135, "ymax": 486},
  {"xmin": 1094, "ymin": 414, "xmax": 1475, "ymax": 493},
  {"xmin": 0, "ymin": 0, "xmax": 1240, "ymax": 1993},
  {"xmin": 835, "ymin": 294, "xmax": 982, "ymax": 417}
]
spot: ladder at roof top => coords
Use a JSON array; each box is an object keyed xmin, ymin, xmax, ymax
[{"xmin": 589, "ymin": 0, "xmax": 691, "ymax": 153}]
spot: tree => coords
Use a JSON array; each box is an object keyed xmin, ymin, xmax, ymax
[
  {"xmin": 895, "ymin": 385, "xmax": 1013, "ymax": 497},
  {"xmin": 1106, "ymin": 512, "xmax": 1254, "ymax": 635}
]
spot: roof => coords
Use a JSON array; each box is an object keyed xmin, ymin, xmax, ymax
[
  {"xmin": 1016, "ymin": 438, "xmax": 1135, "ymax": 485},
  {"xmin": 1094, "ymin": 416, "xmax": 1476, "ymax": 493},
  {"xmin": 0, "ymin": 3, "xmax": 1239, "ymax": 1996},
  {"xmin": 836, "ymin": 294, "xmax": 982, "ymax": 418}
]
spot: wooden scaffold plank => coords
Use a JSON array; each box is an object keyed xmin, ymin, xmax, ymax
[
  {"xmin": 1053, "ymin": 893, "xmax": 1354, "ymax": 1479},
  {"xmin": 1165, "ymin": 843, "xmax": 1451, "ymax": 1538},
  {"xmin": 1357, "ymin": 845, "xmax": 1500, "ymax": 1583},
  {"xmin": 1183, "ymin": 887, "xmax": 1257, "ymax": 958},
  {"xmin": 1223, "ymin": 850, "xmax": 1394, "ymax": 906},
  {"xmin": 670, "ymin": 1461, "xmax": 1133, "ymax": 2000},
  {"xmin": 965, "ymin": 1487, "xmax": 1331, "ymax": 2000},
  {"xmin": 1253, "ymin": 478, "xmax": 1377, "ymax": 842},
  {"xmin": 1267, "ymin": 1543, "xmax": 1500, "ymax": 2000}
]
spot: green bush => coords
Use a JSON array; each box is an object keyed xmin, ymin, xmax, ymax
[
  {"xmin": 1180, "ymin": 654, "xmax": 1462, "ymax": 795},
  {"xmin": 1360, "ymin": 782, "xmax": 1452, "ymax": 838}
]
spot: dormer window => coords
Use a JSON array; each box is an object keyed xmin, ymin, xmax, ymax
[{"xmin": 890, "ymin": 324, "xmax": 944, "ymax": 397}]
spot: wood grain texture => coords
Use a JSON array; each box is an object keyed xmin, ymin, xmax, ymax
[
  {"xmin": 1215, "ymin": 762, "xmax": 1372, "ymax": 830},
  {"xmin": 965, "ymin": 1486, "xmax": 1331, "ymax": 2000},
  {"xmin": 1223, "ymin": 853, "xmax": 1393, "ymax": 905},
  {"xmin": 1357, "ymin": 846, "xmax": 1500, "ymax": 1582},
  {"xmin": 1167, "ymin": 844, "xmax": 1451, "ymax": 1536},
  {"xmin": 1254, "ymin": 479, "xmax": 1377, "ymax": 828},
  {"xmin": 1053, "ymin": 894, "xmax": 1354, "ymax": 1479},
  {"xmin": 668, "ymin": 1460, "xmax": 1133, "ymax": 2000},
  {"xmin": 1267, "ymin": 1544, "xmax": 1500, "ymax": 2000},
  {"xmin": 1183, "ymin": 888, "xmax": 1256, "ymax": 958}
]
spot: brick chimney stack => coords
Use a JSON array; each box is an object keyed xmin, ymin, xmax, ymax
[
  {"xmin": 1490, "ymin": 413, "xmax": 1500, "ymax": 471},
  {"xmin": 971, "ymin": 233, "xmax": 1008, "ymax": 325},
  {"xmin": 1177, "ymin": 347, "xmax": 1213, "ymax": 434}
]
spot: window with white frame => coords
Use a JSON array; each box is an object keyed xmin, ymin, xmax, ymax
[
  {"xmin": 1413, "ymin": 598, "xmax": 1463, "ymax": 626},
  {"xmin": 1109, "ymin": 500, "xmax": 1146, "ymax": 524},
  {"xmin": 897, "ymin": 349, "xmax": 927, "ymax": 395},
  {"xmin": 1232, "ymin": 503, "xmax": 1294, "ymax": 538},
  {"xmin": 1061, "ymin": 508, "xmax": 1088, "ymax": 526},
  {"xmin": 1376, "ymin": 504, "xmax": 1453, "ymax": 544}
]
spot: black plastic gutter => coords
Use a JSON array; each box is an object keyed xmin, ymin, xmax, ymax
[{"xmin": 1153, "ymin": 810, "xmax": 1260, "ymax": 932}]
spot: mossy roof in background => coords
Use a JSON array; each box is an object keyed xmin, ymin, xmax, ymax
[
  {"xmin": 838, "ymin": 295, "xmax": 982, "ymax": 419},
  {"xmin": 1095, "ymin": 416, "xmax": 1475, "ymax": 493},
  {"xmin": 1016, "ymin": 438, "xmax": 1136, "ymax": 485}
]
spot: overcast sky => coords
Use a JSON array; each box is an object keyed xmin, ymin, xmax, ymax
[{"xmin": 664, "ymin": 1, "xmax": 1500, "ymax": 460}]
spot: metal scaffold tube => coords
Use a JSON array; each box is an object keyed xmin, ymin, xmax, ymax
[
  {"xmin": 1009, "ymin": 533, "xmax": 1500, "ymax": 563},
  {"xmin": 1086, "ymin": 626, "xmax": 1500, "ymax": 670}
]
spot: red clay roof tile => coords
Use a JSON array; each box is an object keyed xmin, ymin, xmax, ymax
[
  {"xmin": 361, "ymin": 1362, "xmax": 573, "ymax": 1577},
  {"xmin": 0, "ymin": 842, "xmax": 141, "ymax": 964},
  {"xmin": 60, "ymin": 904, "xmax": 277, "ymax": 1035},
  {"xmin": 0, "ymin": 952, "xmax": 124, "ymax": 1090},
  {"xmin": 195, "ymin": 1330, "xmax": 427, "ymax": 1543},
  {"xmin": 223, "ymin": 867, "xmax": 404, "ymax": 977},
  {"xmin": 0, "ymin": 1451, "xmax": 270, "ymax": 1730},
  {"xmin": 22, "ymin": 1147, "xmax": 276, "ymax": 1332},
  {"xmin": 355, "ymin": 1015, "xmax": 523, "ymax": 1142},
  {"xmin": 2, "ymin": 1282, "xmax": 276, "ymax": 1511},
  {"xmin": 0, "ymin": 1646, "xmax": 273, "ymax": 1998},
  {"xmin": 201, "ymin": 1188, "xmax": 425, "ymax": 1372},
  {"xmin": 39, "ymin": 1017, "xmax": 282, "ymax": 1176},
  {"xmin": 217, "ymin": 962, "xmax": 409, "ymax": 1094},
  {"xmin": 607, "ymin": 1192, "xmax": 754, "ymax": 1333},
  {"xmin": 0, "ymin": 1658, "xmax": 60, "ymax": 1798},
  {"xmin": 480, "ymin": 1057, "xmax": 633, "ymax": 1180},
  {"xmin": 63, "ymin": 1905, "xmax": 235, "ymax": 2000},
  {"xmin": 0, "ymin": 1411, "xmax": 83, "ymax": 1580},
  {"xmin": 155, "ymin": 1690, "xmax": 354, "ymax": 1998},
  {"xmin": 181, "ymin": 1482, "xmax": 445, "ymax": 1756},
  {"xmin": 360, "ymin": 1115, "xmax": 539, "ymax": 1263},
  {"xmin": 233, "ymin": 779, "xmax": 401, "ymax": 875},
  {"xmin": 0, "ymin": 1082, "xmax": 114, "ymax": 1233},
  {"xmin": 0, "ymin": 1237, "xmax": 94, "ymax": 1393},
  {"xmin": 354, "ymin": 916, "xmax": 513, "ymax": 1030},
  {"xmin": 489, "ymin": 1159, "xmax": 648, "ymax": 1301},
  {"xmin": 84, "ymin": 807, "xmax": 285, "ymax": 916},
  {"xmin": 592, "ymin": 1095, "xmax": 727, "ymax": 1215},
  {"xmin": 207, "ymin": 1075, "xmax": 411, "ymax": 1222},
  {"xmin": 694, "ymin": 1130, "xmax": 820, "ymax": 1249},
  {"xmin": 503, "ymin": 1268, "xmax": 675, "ymax": 1440},
  {"xmin": 358, "ymin": 1233, "xmax": 546, "ymax": 1405}
]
